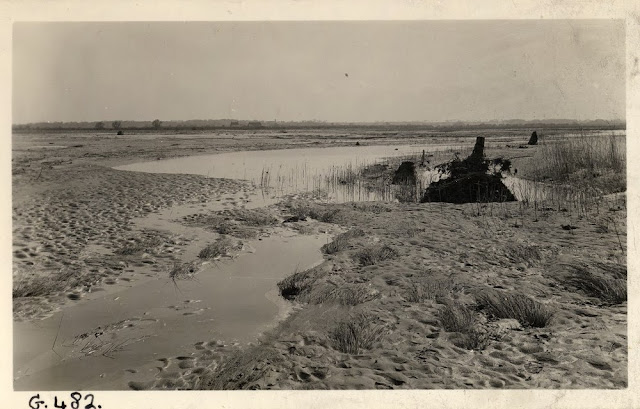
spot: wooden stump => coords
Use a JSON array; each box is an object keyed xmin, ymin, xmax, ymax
[{"xmin": 471, "ymin": 136, "xmax": 485, "ymax": 158}]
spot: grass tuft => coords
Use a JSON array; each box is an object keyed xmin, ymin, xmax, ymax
[
  {"xmin": 329, "ymin": 312, "xmax": 384, "ymax": 354},
  {"xmin": 13, "ymin": 274, "xmax": 58, "ymax": 298},
  {"xmin": 277, "ymin": 266, "xmax": 325, "ymax": 300},
  {"xmin": 504, "ymin": 242, "xmax": 542, "ymax": 266},
  {"xmin": 568, "ymin": 268, "xmax": 626, "ymax": 305},
  {"xmin": 284, "ymin": 200, "xmax": 344, "ymax": 223},
  {"xmin": 321, "ymin": 228, "xmax": 365, "ymax": 254},
  {"xmin": 405, "ymin": 279, "xmax": 457, "ymax": 303},
  {"xmin": 220, "ymin": 208, "xmax": 279, "ymax": 227},
  {"xmin": 437, "ymin": 301, "xmax": 475, "ymax": 333},
  {"xmin": 169, "ymin": 261, "xmax": 201, "ymax": 282},
  {"xmin": 308, "ymin": 283, "xmax": 378, "ymax": 306},
  {"xmin": 450, "ymin": 327, "xmax": 491, "ymax": 351},
  {"xmin": 475, "ymin": 289, "xmax": 553, "ymax": 328},
  {"xmin": 354, "ymin": 244, "xmax": 398, "ymax": 266},
  {"xmin": 198, "ymin": 236, "xmax": 236, "ymax": 260}
]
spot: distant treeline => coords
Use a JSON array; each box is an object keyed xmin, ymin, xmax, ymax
[{"xmin": 12, "ymin": 118, "xmax": 625, "ymax": 133}]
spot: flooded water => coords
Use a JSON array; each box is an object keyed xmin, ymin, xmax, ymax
[{"xmin": 115, "ymin": 144, "xmax": 468, "ymax": 202}]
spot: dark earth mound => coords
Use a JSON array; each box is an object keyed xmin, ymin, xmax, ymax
[
  {"xmin": 392, "ymin": 161, "xmax": 417, "ymax": 185},
  {"xmin": 421, "ymin": 137, "xmax": 516, "ymax": 204},
  {"xmin": 421, "ymin": 172, "xmax": 516, "ymax": 203}
]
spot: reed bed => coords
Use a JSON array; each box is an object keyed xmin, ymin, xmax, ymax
[{"xmin": 525, "ymin": 133, "xmax": 625, "ymax": 184}]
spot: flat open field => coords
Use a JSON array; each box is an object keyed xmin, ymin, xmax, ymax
[{"xmin": 12, "ymin": 128, "xmax": 627, "ymax": 390}]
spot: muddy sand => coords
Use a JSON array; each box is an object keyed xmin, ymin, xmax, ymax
[{"xmin": 12, "ymin": 129, "xmax": 627, "ymax": 390}]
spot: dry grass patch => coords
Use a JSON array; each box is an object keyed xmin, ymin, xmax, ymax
[
  {"xmin": 220, "ymin": 208, "xmax": 279, "ymax": 227},
  {"xmin": 475, "ymin": 289, "xmax": 553, "ymax": 328},
  {"xmin": 437, "ymin": 300, "xmax": 491, "ymax": 350},
  {"xmin": 522, "ymin": 133, "xmax": 625, "ymax": 194},
  {"xmin": 449, "ymin": 327, "xmax": 491, "ymax": 351},
  {"xmin": 321, "ymin": 228, "xmax": 365, "ymax": 254},
  {"xmin": 349, "ymin": 202, "xmax": 392, "ymax": 214},
  {"xmin": 437, "ymin": 301, "xmax": 475, "ymax": 333},
  {"xmin": 567, "ymin": 268, "xmax": 626, "ymax": 305},
  {"xmin": 504, "ymin": 242, "xmax": 542, "ymax": 266},
  {"xmin": 404, "ymin": 279, "xmax": 458, "ymax": 303},
  {"xmin": 354, "ymin": 244, "xmax": 398, "ymax": 266},
  {"xmin": 169, "ymin": 261, "xmax": 201, "ymax": 282},
  {"xmin": 198, "ymin": 236, "xmax": 237, "ymax": 260},
  {"xmin": 329, "ymin": 312, "xmax": 384, "ymax": 354},
  {"xmin": 13, "ymin": 265, "xmax": 104, "ymax": 299},
  {"xmin": 13, "ymin": 273, "xmax": 59, "ymax": 298},
  {"xmin": 198, "ymin": 347, "xmax": 284, "ymax": 390},
  {"xmin": 284, "ymin": 200, "xmax": 344, "ymax": 223},
  {"xmin": 308, "ymin": 283, "xmax": 379, "ymax": 306},
  {"xmin": 277, "ymin": 265, "xmax": 327, "ymax": 301}
]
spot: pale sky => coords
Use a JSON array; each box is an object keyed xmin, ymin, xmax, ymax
[{"xmin": 12, "ymin": 20, "xmax": 625, "ymax": 124}]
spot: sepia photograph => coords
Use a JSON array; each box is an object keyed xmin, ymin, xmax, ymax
[{"xmin": 5, "ymin": 2, "xmax": 638, "ymax": 408}]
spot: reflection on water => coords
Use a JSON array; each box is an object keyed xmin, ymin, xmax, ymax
[{"xmin": 116, "ymin": 144, "xmax": 468, "ymax": 202}]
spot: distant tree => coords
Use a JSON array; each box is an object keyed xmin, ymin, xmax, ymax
[
  {"xmin": 112, "ymin": 120, "xmax": 122, "ymax": 130},
  {"xmin": 152, "ymin": 119, "xmax": 162, "ymax": 129},
  {"xmin": 95, "ymin": 121, "xmax": 104, "ymax": 130}
]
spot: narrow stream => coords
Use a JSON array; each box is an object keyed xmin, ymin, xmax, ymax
[{"xmin": 14, "ymin": 189, "xmax": 331, "ymax": 390}]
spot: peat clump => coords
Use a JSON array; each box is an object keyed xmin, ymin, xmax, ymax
[
  {"xmin": 391, "ymin": 161, "xmax": 420, "ymax": 203},
  {"xmin": 528, "ymin": 131, "xmax": 538, "ymax": 145},
  {"xmin": 392, "ymin": 161, "xmax": 417, "ymax": 185},
  {"xmin": 421, "ymin": 137, "xmax": 516, "ymax": 204}
]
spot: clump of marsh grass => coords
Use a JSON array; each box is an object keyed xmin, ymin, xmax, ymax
[
  {"xmin": 567, "ymin": 267, "xmax": 626, "ymax": 305},
  {"xmin": 198, "ymin": 236, "xmax": 236, "ymax": 260},
  {"xmin": 220, "ymin": 208, "xmax": 279, "ymax": 227},
  {"xmin": 437, "ymin": 301, "xmax": 475, "ymax": 333},
  {"xmin": 308, "ymin": 283, "xmax": 379, "ymax": 306},
  {"xmin": 13, "ymin": 265, "xmax": 102, "ymax": 299},
  {"xmin": 283, "ymin": 200, "xmax": 344, "ymax": 223},
  {"xmin": 13, "ymin": 273, "xmax": 58, "ymax": 298},
  {"xmin": 437, "ymin": 300, "xmax": 491, "ymax": 350},
  {"xmin": 349, "ymin": 202, "xmax": 392, "ymax": 214},
  {"xmin": 182, "ymin": 211, "xmax": 265, "ymax": 238},
  {"xmin": 354, "ymin": 244, "xmax": 398, "ymax": 266},
  {"xmin": 405, "ymin": 279, "xmax": 458, "ymax": 303},
  {"xmin": 449, "ymin": 327, "xmax": 491, "ymax": 351},
  {"xmin": 309, "ymin": 208, "xmax": 343, "ymax": 223},
  {"xmin": 504, "ymin": 242, "xmax": 542, "ymax": 266},
  {"xmin": 321, "ymin": 228, "xmax": 365, "ymax": 254},
  {"xmin": 197, "ymin": 347, "xmax": 285, "ymax": 390},
  {"xmin": 329, "ymin": 312, "xmax": 384, "ymax": 354},
  {"xmin": 169, "ymin": 261, "xmax": 201, "ymax": 282},
  {"xmin": 214, "ymin": 221, "xmax": 258, "ymax": 239},
  {"xmin": 475, "ymin": 289, "xmax": 553, "ymax": 328},
  {"xmin": 277, "ymin": 266, "xmax": 327, "ymax": 301}
]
